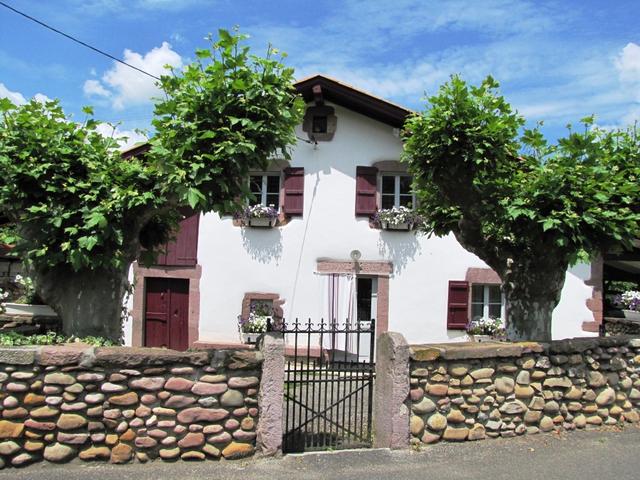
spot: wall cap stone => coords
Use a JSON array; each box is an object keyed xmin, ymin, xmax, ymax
[
  {"xmin": 410, "ymin": 335, "xmax": 639, "ymax": 361},
  {"xmin": 0, "ymin": 345, "xmax": 262, "ymax": 368},
  {"xmin": 0, "ymin": 346, "xmax": 38, "ymax": 365}
]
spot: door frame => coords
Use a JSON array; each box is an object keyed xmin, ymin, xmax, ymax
[
  {"xmin": 131, "ymin": 262, "xmax": 201, "ymax": 348},
  {"xmin": 316, "ymin": 260, "xmax": 391, "ymax": 336}
]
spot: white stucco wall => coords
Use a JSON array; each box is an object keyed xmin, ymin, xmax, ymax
[{"xmin": 192, "ymin": 103, "xmax": 594, "ymax": 344}]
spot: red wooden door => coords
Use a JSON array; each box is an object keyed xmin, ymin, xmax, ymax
[{"xmin": 144, "ymin": 278, "xmax": 190, "ymax": 351}]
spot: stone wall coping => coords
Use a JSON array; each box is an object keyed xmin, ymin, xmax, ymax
[
  {"xmin": 410, "ymin": 335, "xmax": 639, "ymax": 361},
  {"xmin": 0, "ymin": 344, "xmax": 263, "ymax": 368}
]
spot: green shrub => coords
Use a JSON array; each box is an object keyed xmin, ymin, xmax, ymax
[{"xmin": 0, "ymin": 331, "xmax": 115, "ymax": 346}]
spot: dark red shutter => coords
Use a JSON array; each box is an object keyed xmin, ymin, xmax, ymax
[
  {"xmin": 156, "ymin": 211, "xmax": 199, "ymax": 266},
  {"xmin": 355, "ymin": 166, "xmax": 378, "ymax": 216},
  {"xmin": 447, "ymin": 280, "xmax": 470, "ymax": 330},
  {"xmin": 283, "ymin": 167, "xmax": 304, "ymax": 215}
]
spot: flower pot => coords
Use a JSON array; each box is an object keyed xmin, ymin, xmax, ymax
[
  {"xmin": 382, "ymin": 221, "xmax": 413, "ymax": 231},
  {"xmin": 247, "ymin": 217, "xmax": 276, "ymax": 228},
  {"xmin": 622, "ymin": 309, "xmax": 640, "ymax": 322},
  {"xmin": 469, "ymin": 334, "xmax": 493, "ymax": 343},
  {"xmin": 3, "ymin": 303, "xmax": 57, "ymax": 317},
  {"xmin": 241, "ymin": 332, "xmax": 262, "ymax": 344}
]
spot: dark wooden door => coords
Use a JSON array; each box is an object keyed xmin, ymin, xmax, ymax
[{"xmin": 144, "ymin": 278, "xmax": 189, "ymax": 351}]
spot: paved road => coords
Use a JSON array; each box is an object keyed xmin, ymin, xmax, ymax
[{"xmin": 3, "ymin": 427, "xmax": 639, "ymax": 480}]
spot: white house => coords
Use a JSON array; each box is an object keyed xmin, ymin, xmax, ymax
[{"xmin": 124, "ymin": 75, "xmax": 599, "ymax": 350}]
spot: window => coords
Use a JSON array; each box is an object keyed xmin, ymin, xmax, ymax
[
  {"xmin": 380, "ymin": 174, "xmax": 413, "ymax": 209},
  {"xmin": 471, "ymin": 284, "xmax": 503, "ymax": 321},
  {"xmin": 250, "ymin": 174, "xmax": 280, "ymax": 209},
  {"xmin": 312, "ymin": 115, "xmax": 328, "ymax": 134}
]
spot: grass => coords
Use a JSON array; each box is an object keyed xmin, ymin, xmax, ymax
[{"xmin": 0, "ymin": 331, "xmax": 115, "ymax": 347}]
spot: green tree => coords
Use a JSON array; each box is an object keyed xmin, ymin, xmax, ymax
[
  {"xmin": 0, "ymin": 30, "xmax": 303, "ymax": 341},
  {"xmin": 403, "ymin": 76, "xmax": 640, "ymax": 341}
]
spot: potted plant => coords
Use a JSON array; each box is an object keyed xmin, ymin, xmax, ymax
[
  {"xmin": 1, "ymin": 275, "xmax": 56, "ymax": 317},
  {"xmin": 374, "ymin": 206, "xmax": 422, "ymax": 231},
  {"xmin": 241, "ymin": 204, "xmax": 278, "ymax": 228},
  {"xmin": 614, "ymin": 290, "xmax": 640, "ymax": 321},
  {"xmin": 466, "ymin": 316, "xmax": 506, "ymax": 342},
  {"xmin": 238, "ymin": 301, "xmax": 271, "ymax": 344}
]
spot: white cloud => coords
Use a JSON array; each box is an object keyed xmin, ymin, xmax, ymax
[
  {"xmin": 33, "ymin": 93, "xmax": 52, "ymax": 104},
  {"xmin": 88, "ymin": 42, "xmax": 182, "ymax": 110},
  {"xmin": 615, "ymin": 42, "xmax": 640, "ymax": 103},
  {"xmin": 0, "ymin": 84, "xmax": 51, "ymax": 106},
  {"xmin": 0, "ymin": 83, "xmax": 27, "ymax": 105},
  {"xmin": 83, "ymin": 79, "xmax": 111, "ymax": 98},
  {"xmin": 94, "ymin": 122, "xmax": 148, "ymax": 150}
]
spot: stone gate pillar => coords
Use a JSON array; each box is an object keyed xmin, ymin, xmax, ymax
[{"xmin": 373, "ymin": 331, "xmax": 410, "ymax": 449}]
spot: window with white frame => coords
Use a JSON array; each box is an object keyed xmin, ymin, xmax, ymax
[
  {"xmin": 380, "ymin": 174, "xmax": 414, "ymax": 209},
  {"xmin": 471, "ymin": 284, "xmax": 504, "ymax": 321},
  {"xmin": 250, "ymin": 174, "xmax": 281, "ymax": 209}
]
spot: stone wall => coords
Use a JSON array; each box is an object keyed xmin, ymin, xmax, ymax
[
  {"xmin": 0, "ymin": 344, "xmax": 263, "ymax": 468},
  {"xmin": 408, "ymin": 336, "xmax": 640, "ymax": 445}
]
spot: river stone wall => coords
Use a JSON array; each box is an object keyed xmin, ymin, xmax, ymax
[
  {"xmin": 0, "ymin": 345, "xmax": 262, "ymax": 468},
  {"xmin": 409, "ymin": 336, "xmax": 640, "ymax": 445}
]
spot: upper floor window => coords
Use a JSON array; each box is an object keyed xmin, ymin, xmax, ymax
[
  {"xmin": 312, "ymin": 115, "xmax": 328, "ymax": 134},
  {"xmin": 380, "ymin": 174, "xmax": 413, "ymax": 209},
  {"xmin": 250, "ymin": 174, "xmax": 280, "ymax": 209},
  {"xmin": 471, "ymin": 284, "xmax": 503, "ymax": 321}
]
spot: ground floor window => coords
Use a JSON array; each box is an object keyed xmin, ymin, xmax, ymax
[{"xmin": 471, "ymin": 284, "xmax": 503, "ymax": 321}]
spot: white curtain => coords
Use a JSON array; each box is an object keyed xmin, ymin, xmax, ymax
[{"xmin": 323, "ymin": 273, "xmax": 355, "ymax": 353}]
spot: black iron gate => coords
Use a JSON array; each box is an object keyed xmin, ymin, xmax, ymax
[{"xmin": 269, "ymin": 318, "xmax": 376, "ymax": 453}]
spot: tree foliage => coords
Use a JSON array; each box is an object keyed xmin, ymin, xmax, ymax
[
  {"xmin": 151, "ymin": 29, "xmax": 304, "ymax": 214},
  {"xmin": 0, "ymin": 29, "xmax": 303, "ymax": 340},
  {"xmin": 403, "ymin": 76, "xmax": 640, "ymax": 340}
]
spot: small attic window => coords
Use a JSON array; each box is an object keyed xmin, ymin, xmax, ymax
[
  {"xmin": 312, "ymin": 116, "xmax": 328, "ymax": 134},
  {"xmin": 303, "ymin": 105, "xmax": 337, "ymax": 142}
]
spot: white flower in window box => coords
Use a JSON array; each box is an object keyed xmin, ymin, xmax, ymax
[
  {"xmin": 613, "ymin": 290, "xmax": 640, "ymax": 321},
  {"xmin": 374, "ymin": 206, "xmax": 421, "ymax": 231},
  {"xmin": 238, "ymin": 302, "xmax": 271, "ymax": 344},
  {"xmin": 241, "ymin": 204, "xmax": 278, "ymax": 228},
  {"xmin": 466, "ymin": 316, "xmax": 506, "ymax": 342}
]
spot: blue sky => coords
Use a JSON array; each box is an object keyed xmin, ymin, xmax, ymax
[{"xmin": 1, "ymin": 0, "xmax": 639, "ymax": 145}]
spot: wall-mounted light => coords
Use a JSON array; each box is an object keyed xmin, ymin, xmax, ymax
[{"xmin": 350, "ymin": 249, "xmax": 362, "ymax": 274}]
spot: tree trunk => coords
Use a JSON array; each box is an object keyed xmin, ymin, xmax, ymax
[
  {"xmin": 503, "ymin": 266, "xmax": 567, "ymax": 342},
  {"xmin": 31, "ymin": 263, "xmax": 131, "ymax": 342}
]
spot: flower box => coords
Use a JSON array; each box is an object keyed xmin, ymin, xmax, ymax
[
  {"xmin": 3, "ymin": 303, "xmax": 57, "ymax": 317},
  {"xmin": 614, "ymin": 291, "xmax": 640, "ymax": 320},
  {"xmin": 469, "ymin": 334, "xmax": 494, "ymax": 343},
  {"xmin": 247, "ymin": 217, "xmax": 276, "ymax": 228},
  {"xmin": 374, "ymin": 206, "xmax": 422, "ymax": 232},
  {"xmin": 622, "ymin": 309, "xmax": 640, "ymax": 322},
  {"xmin": 241, "ymin": 332, "xmax": 262, "ymax": 344},
  {"xmin": 381, "ymin": 221, "xmax": 414, "ymax": 231}
]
